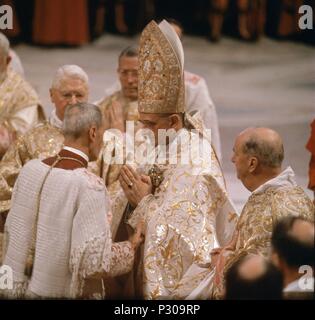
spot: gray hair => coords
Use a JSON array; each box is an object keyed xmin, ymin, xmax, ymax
[
  {"xmin": 242, "ymin": 133, "xmax": 284, "ymax": 168},
  {"xmin": 118, "ymin": 45, "xmax": 138, "ymax": 62},
  {"xmin": 0, "ymin": 33, "xmax": 10, "ymax": 57},
  {"xmin": 63, "ymin": 103, "xmax": 102, "ymax": 139},
  {"xmin": 51, "ymin": 65, "xmax": 89, "ymax": 89}
]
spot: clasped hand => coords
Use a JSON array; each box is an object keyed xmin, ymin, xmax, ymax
[{"xmin": 119, "ymin": 165, "xmax": 152, "ymax": 208}]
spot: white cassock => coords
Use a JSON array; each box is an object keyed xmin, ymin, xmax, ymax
[
  {"xmin": 1, "ymin": 158, "xmax": 134, "ymax": 299},
  {"xmin": 109, "ymin": 126, "xmax": 238, "ymax": 299}
]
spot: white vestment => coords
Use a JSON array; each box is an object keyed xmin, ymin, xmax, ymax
[
  {"xmin": 112, "ymin": 128, "xmax": 238, "ymax": 299},
  {"xmin": 1, "ymin": 158, "xmax": 134, "ymax": 299}
]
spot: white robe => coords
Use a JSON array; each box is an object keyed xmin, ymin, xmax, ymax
[
  {"xmin": 1, "ymin": 159, "xmax": 134, "ymax": 299},
  {"xmin": 118, "ymin": 128, "xmax": 237, "ymax": 299}
]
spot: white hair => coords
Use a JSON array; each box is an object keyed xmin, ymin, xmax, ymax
[
  {"xmin": 63, "ymin": 103, "xmax": 102, "ymax": 138},
  {"xmin": 51, "ymin": 64, "xmax": 89, "ymax": 89},
  {"xmin": 0, "ymin": 33, "xmax": 10, "ymax": 57}
]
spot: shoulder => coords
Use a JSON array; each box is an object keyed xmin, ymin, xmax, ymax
[
  {"xmin": 73, "ymin": 168, "xmax": 105, "ymax": 192},
  {"xmin": 21, "ymin": 158, "xmax": 42, "ymax": 170},
  {"xmin": 16, "ymin": 121, "xmax": 57, "ymax": 144},
  {"xmin": 29, "ymin": 121, "xmax": 60, "ymax": 135},
  {"xmin": 18, "ymin": 159, "xmax": 44, "ymax": 180},
  {"xmin": 272, "ymin": 186, "xmax": 314, "ymax": 218},
  {"xmin": 272, "ymin": 185, "xmax": 310, "ymax": 201},
  {"xmin": 10, "ymin": 70, "xmax": 40, "ymax": 101},
  {"xmin": 96, "ymin": 91, "xmax": 121, "ymax": 109},
  {"xmin": 12, "ymin": 121, "xmax": 61, "ymax": 156},
  {"xmin": 245, "ymin": 186, "xmax": 314, "ymax": 221}
]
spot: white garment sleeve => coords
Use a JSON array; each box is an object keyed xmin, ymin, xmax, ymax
[{"xmin": 69, "ymin": 186, "xmax": 134, "ymax": 297}]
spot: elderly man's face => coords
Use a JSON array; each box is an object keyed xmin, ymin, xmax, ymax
[
  {"xmin": 118, "ymin": 56, "xmax": 138, "ymax": 101},
  {"xmin": 50, "ymin": 78, "xmax": 88, "ymax": 120},
  {"xmin": 231, "ymin": 135, "xmax": 251, "ymax": 185},
  {"xmin": 139, "ymin": 112, "xmax": 175, "ymax": 147}
]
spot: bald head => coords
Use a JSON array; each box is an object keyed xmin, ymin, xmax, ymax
[
  {"xmin": 238, "ymin": 255, "xmax": 267, "ymax": 280},
  {"xmin": 225, "ymin": 254, "xmax": 283, "ymax": 300},
  {"xmin": 272, "ymin": 216, "xmax": 315, "ymax": 269},
  {"xmin": 238, "ymin": 127, "xmax": 284, "ymax": 168},
  {"xmin": 290, "ymin": 219, "xmax": 315, "ymax": 247}
]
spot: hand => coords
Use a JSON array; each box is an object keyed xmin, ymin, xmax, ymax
[
  {"xmin": 129, "ymin": 219, "xmax": 145, "ymax": 250},
  {"xmin": 119, "ymin": 165, "xmax": 152, "ymax": 208},
  {"xmin": 107, "ymin": 100, "xmax": 125, "ymax": 132}
]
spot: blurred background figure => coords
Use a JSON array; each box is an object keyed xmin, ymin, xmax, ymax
[
  {"xmin": 97, "ymin": 45, "xmax": 139, "ymax": 133},
  {"xmin": 208, "ymin": 0, "xmax": 266, "ymax": 41},
  {"xmin": 32, "ymin": 0, "xmax": 89, "ymax": 45},
  {"xmin": 0, "ymin": 33, "xmax": 44, "ymax": 159},
  {"xmin": 277, "ymin": 0, "xmax": 304, "ymax": 38},
  {"xmin": 224, "ymin": 255, "xmax": 283, "ymax": 300},
  {"xmin": 2, "ymin": 0, "xmax": 314, "ymax": 44},
  {"xmin": 271, "ymin": 216, "xmax": 315, "ymax": 300}
]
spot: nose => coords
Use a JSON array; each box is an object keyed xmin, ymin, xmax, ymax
[
  {"xmin": 231, "ymin": 154, "xmax": 235, "ymax": 163},
  {"xmin": 69, "ymin": 94, "xmax": 78, "ymax": 105},
  {"xmin": 127, "ymin": 75, "xmax": 135, "ymax": 84}
]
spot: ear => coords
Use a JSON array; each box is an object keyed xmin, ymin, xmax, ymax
[
  {"xmin": 248, "ymin": 156, "xmax": 258, "ymax": 173},
  {"xmin": 89, "ymin": 126, "xmax": 97, "ymax": 142},
  {"xmin": 6, "ymin": 55, "xmax": 11, "ymax": 66},
  {"xmin": 49, "ymin": 88, "xmax": 55, "ymax": 104}
]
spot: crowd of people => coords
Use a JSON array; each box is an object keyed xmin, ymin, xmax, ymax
[
  {"xmin": 1, "ymin": 0, "xmax": 314, "ymax": 45},
  {"xmin": 0, "ymin": 16, "xmax": 314, "ymax": 300}
]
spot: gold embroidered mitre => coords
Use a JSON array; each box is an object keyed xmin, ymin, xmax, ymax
[{"xmin": 138, "ymin": 20, "xmax": 185, "ymax": 114}]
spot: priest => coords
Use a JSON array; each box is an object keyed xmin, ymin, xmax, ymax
[
  {"xmin": 0, "ymin": 33, "xmax": 45, "ymax": 158},
  {"xmin": 114, "ymin": 20, "xmax": 238, "ymax": 299},
  {"xmin": 187, "ymin": 127, "xmax": 314, "ymax": 299},
  {"xmin": 1, "ymin": 103, "xmax": 143, "ymax": 299},
  {"xmin": 0, "ymin": 64, "xmax": 89, "ymax": 264}
]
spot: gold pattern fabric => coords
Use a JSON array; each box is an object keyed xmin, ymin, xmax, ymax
[
  {"xmin": 97, "ymin": 90, "xmax": 139, "ymax": 123},
  {"xmin": 138, "ymin": 20, "xmax": 185, "ymax": 114},
  {"xmin": 185, "ymin": 174, "xmax": 314, "ymax": 300},
  {"xmin": 227, "ymin": 186, "xmax": 314, "ymax": 269},
  {"xmin": 0, "ymin": 70, "xmax": 45, "ymax": 135},
  {"xmin": 121, "ymin": 129, "xmax": 238, "ymax": 299},
  {"xmin": 212, "ymin": 185, "xmax": 315, "ymax": 299},
  {"xmin": 97, "ymin": 90, "xmax": 140, "ymax": 186},
  {"xmin": 0, "ymin": 121, "xmax": 64, "ymax": 214}
]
